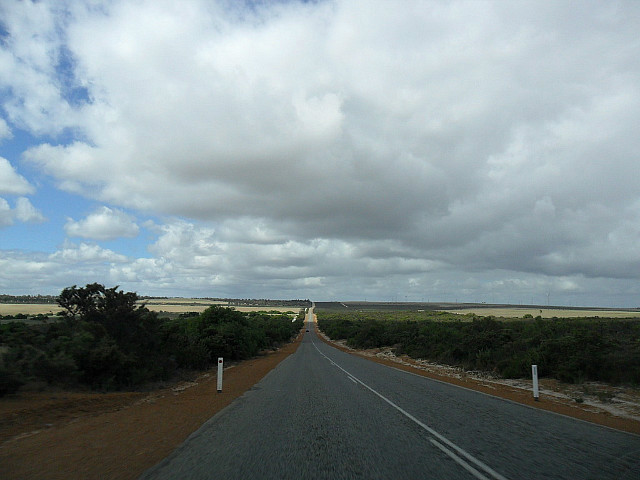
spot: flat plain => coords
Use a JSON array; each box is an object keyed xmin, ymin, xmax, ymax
[
  {"xmin": 0, "ymin": 304, "xmax": 62, "ymax": 315},
  {"xmin": 0, "ymin": 299, "xmax": 303, "ymax": 317}
]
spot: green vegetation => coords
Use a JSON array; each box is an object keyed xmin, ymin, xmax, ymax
[
  {"xmin": 317, "ymin": 311, "xmax": 640, "ymax": 385},
  {"xmin": 0, "ymin": 314, "xmax": 30, "ymax": 320},
  {"xmin": 0, "ymin": 284, "xmax": 302, "ymax": 396}
]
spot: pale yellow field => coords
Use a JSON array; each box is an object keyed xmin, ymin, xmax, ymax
[
  {"xmin": 445, "ymin": 307, "xmax": 640, "ymax": 319},
  {"xmin": 231, "ymin": 306, "xmax": 300, "ymax": 313},
  {"xmin": 141, "ymin": 300, "xmax": 301, "ymax": 314},
  {"xmin": 0, "ymin": 304, "xmax": 63, "ymax": 315},
  {"xmin": 0, "ymin": 300, "xmax": 301, "ymax": 316},
  {"xmin": 143, "ymin": 299, "xmax": 226, "ymax": 306},
  {"xmin": 143, "ymin": 304, "xmax": 212, "ymax": 313}
]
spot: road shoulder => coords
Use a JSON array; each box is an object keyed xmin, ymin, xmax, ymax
[{"xmin": 313, "ymin": 321, "xmax": 640, "ymax": 435}]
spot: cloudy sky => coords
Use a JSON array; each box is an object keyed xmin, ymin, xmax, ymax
[{"xmin": 1, "ymin": 0, "xmax": 639, "ymax": 306}]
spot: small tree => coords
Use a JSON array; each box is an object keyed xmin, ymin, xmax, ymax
[
  {"xmin": 58, "ymin": 283, "xmax": 106, "ymax": 320},
  {"xmin": 56, "ymin": 283, "xmax": 170, "ymax": 388},
  {"xmin": 58, "ymin": 283, "xmax": 148, "ymax": 346}
]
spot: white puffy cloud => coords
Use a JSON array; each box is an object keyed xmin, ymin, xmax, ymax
[
  {"xmin": 0, "ymin": 251, "xmax": 57, "ymax": 292},
  {"xmin": 0, "ymin": 118, "xmax": 11, "ymax": 141},
  {"xmin": 0, "ymin": 244, "xmax": 127, "ymax": 294},
  {"xmin": 0, "ymin": 198, "xmax": 12, "ymax": 226},
  {"xmin": 0, "ymin": 1, "xmax": 83, "ymax": 134},
  {"xmin": 65, "ymin": 206, "xmax": 139, "ymax": 240},
  {"xmin": 48, "ymin": 241, "xmax": 128, "ymax": 264},
  {"xmin": 0, "ymin": 196, "xmax": 45, "ymax": 226},
  {"xmin": 0, "ymin": 157, "xmax": 34, "ymax": 195},
  {"xmin": 14, "ymin": 197, "xmax": 45, "ymax": 223},
  {"xmin": 1, "ymin": 1, "xmax": 640, "ymax": 304},
  {"xmin": 1, "ymin": 216, "xmax": 639, "ymax": 305}
]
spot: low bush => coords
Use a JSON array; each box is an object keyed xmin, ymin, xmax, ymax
[
  {"xmin": 317, "ymin": 311, "xmax": 640, "ymax": 385},
  {"xmin": 0, "ymin": 366, "xmax": 24, "ymax": 396},
  {"xmin": 0, "ymin": 284, "xmax": 303, "ymax": 395}
]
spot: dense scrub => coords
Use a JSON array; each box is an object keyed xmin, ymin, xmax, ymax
[
  {"xmin": 317, "ymin": 311, "xmax": 640, "ymax": 385},
  {"xmin": 1, "ymin": 313, "xmax": 53, "ymax": 321},
  {"xmin": 0, "ymin": 284, "xmax": 303, "ymax": 396}
]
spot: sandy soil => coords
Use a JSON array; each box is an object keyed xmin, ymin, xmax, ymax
[{"xmin": 2, "ymin": 322, "xmax": 638, "ymax": 480}]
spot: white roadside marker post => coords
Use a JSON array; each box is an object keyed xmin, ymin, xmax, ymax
[
  {"xmin": 532, "ymin": 364, "xmax": 539, "ymax": 401},
  {"xmin": 217, "ymin": 357, "xmax": 223, "ymax": 393}
]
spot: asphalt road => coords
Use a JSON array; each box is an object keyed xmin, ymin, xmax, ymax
[{"xmin": 140, "ymin": 309, "xmax": 640, "ymax": 479}]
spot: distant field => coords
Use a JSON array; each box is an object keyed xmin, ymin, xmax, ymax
[
  {"xmin": 1, "ymin": 299, "xmax": 302, "ymax": 317},
  {"xmin": 142, "ymin": 299, "xmax": 222, "ymax": 313},
  {"xmin": 3, "ymin": 301, "xmax": 636, "ymax": 319},
  {"xmin": 142, "ymin": 299, "xmax": 301, "ymax": 314},
  {"xmin": 0, "ymin": 304, "xmax": 62, "ymax": 315},
  {"xmin": 143, "ymin": 304, "xmax": 298, "ymax": 314},
  {"xmin": 445, "ymin": 307, "xmax": 640, "ymax": 319},
  {"xmin": 315, "ymin": 302, "xmax": 640, "ymax": 319},
  {"xmin": 232, "ymin": 306, "xmax": 299, "ymax": 313},
  {"xmin": 0, "ymin": 300, "xmax": 219, "ymax": 316},
  {"xmin": 143, "ymin": 304, "xmax": 213, "ymax": 313},
  {"xmin": 143, "ymin": 299, "xmax": 226, "ymax": 306}
]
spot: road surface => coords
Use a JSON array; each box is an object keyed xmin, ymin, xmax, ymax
[{"xmin": 140, "ymin": 307, "xmax": 640, "ymax": 479}]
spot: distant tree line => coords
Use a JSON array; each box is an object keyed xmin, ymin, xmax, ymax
[
  {"xmin": 1, "ymin": 293, "xmax": 310, "ymax": 308},
  {"xmin": 0, "ymin": 284, "xmax": 303, "ymax": 396},
  {"xmin": 225, "ymin": 298, "xmax": 311, "ymax": 307},
  {"xmin": 0, "ymin": 294, "xmax": 58, "ymax": 304},
  {"xmin": 0, "ymin": 313, "xmax": 53, "ymax": 321},
  {"xmin": 139, "ymin": 296, "xmax": 311, "ymax": 307},
  {"xmin": 317, "ymin": 312, "xmax": 640, "ymax": 386}
]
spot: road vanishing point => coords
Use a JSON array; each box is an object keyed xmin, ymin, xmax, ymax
[{"xmin": 140, "ymin": 306, "xmax": 640, "ymax": 479}]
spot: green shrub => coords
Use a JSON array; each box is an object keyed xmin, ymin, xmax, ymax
[
  {"xmin": 0, "ymin": 284, "xmax": 302, "ymax": 392},
  {"xmin": 0, "ymin": 366, "xmax": 24, "ymax": 396},
  {"xmin": 317, "ymin": 311, "xmax": 640, "ymax": 385},
  {"xmin": 35, "ymin": 351, "xmax": 79, "ymax": 386}
]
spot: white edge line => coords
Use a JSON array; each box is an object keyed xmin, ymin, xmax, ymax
[
  {"xmin": 312, "ymin": 339, "xmax": 510, "ymax": 480},
  {"xmin": 382, "ymin": 363, "xmax": 640, "ymax": 439},
  {"xmin": 315, "ymin": 328, "xmax": 640, "ymax": 439},
  {"xmin": 430, "ymin": 438, "xmax": 490, "ymax": 480}
]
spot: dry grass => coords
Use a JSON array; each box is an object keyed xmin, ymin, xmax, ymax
[
  {"xmin": 141, "ymin": 299, "xmax": 224, "ymax": 312},
  {"xmin": 3, "ymin": 302, "xmax": 634, "ymax": 320},
  {"xmin": 231, "ymin": 306, "xmax": 299, "ymax": 313},
  {"xmin": 141, "ymin": 300, "xmax": 300, "ymax": 314},
  {"xmin": 0, "ymin": 299, "xmax": 302, "ymax": 317},
  {"xmin": 143, "ymin": 304, "xmax": 212, "ymax": 313},
  {"xmin": 142, "ymin": 299, "xmax": 225, "ymax": 306},
  {"xmin": 0, "ymin": 304, "xmax": 62, "ymax": 316}
]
